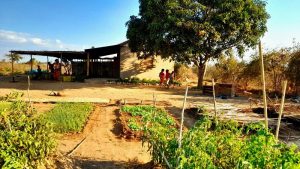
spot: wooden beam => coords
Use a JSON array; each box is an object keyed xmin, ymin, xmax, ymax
[{"xmin": 87, "ymin": 53, "xmax": 90, "ymax": 77}]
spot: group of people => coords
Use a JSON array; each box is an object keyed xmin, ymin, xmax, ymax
[
  {"xmin": 47, "ymin": 59, "xmax": 61, "ymax": 80},
  {"xmin": 159, "ymin": 69, "xmax": 175, "ymax": 87}
]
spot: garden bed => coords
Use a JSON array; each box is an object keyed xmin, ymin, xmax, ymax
[{"xmin": 119, "ymin": 105, "xmax": 180, "ymax": 140}]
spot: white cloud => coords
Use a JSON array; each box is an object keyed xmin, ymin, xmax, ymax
[
  {"xmin": 30, "ymin": 38, "xmax": 47, "ymax": 46},
  {"xmin": 0, "ymin": 29, "xmax": 85, "ymax": 51},
  {"xmin": 0, "ymin": 30, "xmax": 28, "ymax": 43}
]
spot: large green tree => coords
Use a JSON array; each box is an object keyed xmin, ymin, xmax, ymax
[{"xmin": 126, "ymin": 0, "xmax": 269, "ymax": 88}]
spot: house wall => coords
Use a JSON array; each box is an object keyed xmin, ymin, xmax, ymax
[{"xmin": 120, "ymin": 44, "xmax": 174, "ymax": 80}]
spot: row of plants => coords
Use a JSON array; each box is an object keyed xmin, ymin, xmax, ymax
[
  {"xmin": 108, "ymin": 77, "xmax": 182, "ymax": 86},
  {"xmin": 41, "ymin": 102, "xmax": 93, "ymax": 133},
  {"xmin": 122, "ymin": 105, "xmax": 300, "ymax": 168},
  {"xmin": 0, "ymin": 93, "xmax": 56, "ymax": 168}
]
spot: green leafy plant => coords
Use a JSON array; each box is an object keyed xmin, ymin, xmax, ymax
[
  {"xmin": 0, "ymin": 93, "xmax": 56, "ymax": 168},
  {"xmin": 127, "ymin": 118, "xmax": 140, "ymax": 131},
  {"xmin": 123, "ymin": 105, "xmax": 300, "ymax": 168}
]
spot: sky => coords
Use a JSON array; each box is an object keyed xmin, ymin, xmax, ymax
[{"xmin": 0, "ymin": 0, "xmax": 300, "ymax": 62}]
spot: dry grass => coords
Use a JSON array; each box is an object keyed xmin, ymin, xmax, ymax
[{"xmin": 0, "ymin": 62, "xmax": 47, "ymax": 75}]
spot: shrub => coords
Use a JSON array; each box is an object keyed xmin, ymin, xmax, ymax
[{"xmin": 0, "ymin": 93, "xmax": 56, "ymax": 168}]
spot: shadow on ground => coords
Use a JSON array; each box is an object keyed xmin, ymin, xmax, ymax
[{"xmin": 55, "ymin": 156, "xmax": 156, "ymax": 169}]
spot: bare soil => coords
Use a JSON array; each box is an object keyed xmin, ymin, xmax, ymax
[{"xmin": 56, "ymin": 105, "xmax": 151, "ymax": 168}]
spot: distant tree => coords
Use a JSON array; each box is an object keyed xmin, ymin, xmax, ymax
[
  {"xmin": 264, "ymin": 49, "xmax": 291, "ymax": 92},
  {"xmin": 126, "ymin": 0, "xmax": 269, "ymax": 88},
  {"xmin": 26, "ymin": 58, "xmax": 38, "ymax": 65},
  {"xmin": 239, "ymin": 55, "xmax": 261, "ymax": 90},
  {"xmin": 286, "ymin": 50, "xmax": 300, "ymax": 92},
  {"xmin": 240, "ymin": 49, "xmax": 291, "ymax": 92},
  {"xmin": 213, "ymin": 51, "xmax": 245, "ymax": 85},
  {"xmin": 5, "ymin": 53, "xmax": 23, "ymax": 63}
]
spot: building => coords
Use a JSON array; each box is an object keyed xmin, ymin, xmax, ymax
[{"xmin": 11, "ymin": 41, "xmax": 174, "ymax": 80}]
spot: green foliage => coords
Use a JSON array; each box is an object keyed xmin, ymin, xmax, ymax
[
  {"xmin": 0, "ymin": 102, "xmax": 10, "ymax": 112},
  {"xmin": 286, "ymin": 50, "xmax": 300, "ymax": 88},
  {"xmin": 124, "ymin": 104, "xmax": 300, "ymax": 168},
  {"xmin": 0, "ymin": 93, "xmax": 56, "ymax": 168},
  {"xmin": 5, "ymin": 53, "xmax": 23, "ymax": 63},
  {"xmin": 42, "ymin": 103, "xmax": 93, "ymax": 133},
  {"xmin": 213, "ymin": 52, "xmax": 246, "ymax": 84},
  {"xmin": 127, "ymin": 118, "xmax": 140, "ymax": 131},
  {"xmin": 127, "ymin": 0, "xmax": 269, "ymax": 87}
]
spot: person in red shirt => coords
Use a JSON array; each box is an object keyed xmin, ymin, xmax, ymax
[{"xmin": 159, "ymin": 69, "xmax": 165, "ymax": 86}]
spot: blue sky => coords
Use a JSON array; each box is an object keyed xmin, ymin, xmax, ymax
[{"xmin": 0, "ymin": 0, "xmax": 299, "ymax": 61}]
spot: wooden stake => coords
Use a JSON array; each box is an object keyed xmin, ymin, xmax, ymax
[
  {"xmin": 30, "ymin": 54, "xmax": 33, "ymax": 72},
  {"xmin": 153, "ymin": 93, "xmax": 156, "ymax": 106},
  {"xmin": 212, "ymin": 79, "xmax": 217, "ymax": 117},
  {"xmin": 275, "ymin": 80, "xmax": 288, "ymax": 140},
  {"xmin": 27, "ymin": 75, "xmax": 32, "ymax": 111},
  {"xmin": 178, "ymin": 86, "xmax": 188, "ymax": 148},
  {"xmin": 47, "ymin": 56, "xmax": 49, "ymax": 73},
  {"xmin": 259, "ymin": 41, "xmax": 268, "ymax": 130},
  {"xmin": 11, "ymin": 52, "xmax": 15, "ymax": 82}
]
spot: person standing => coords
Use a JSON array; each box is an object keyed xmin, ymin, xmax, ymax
[
  {"xmin": 159, "ymin": 69, "xmax": 165, "ymax": 86},
  {"xmin": 53, "ymin": 59, "xmax": 61, "ymax": 81},
  {"xmin": 168, "ymin": 71, "xmax": 175, "ymax": 88}
]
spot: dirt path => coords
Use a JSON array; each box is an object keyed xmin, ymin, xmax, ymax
[{"xmin": 57, "ymin": 105, "xmax": 151, "ymax": 168}]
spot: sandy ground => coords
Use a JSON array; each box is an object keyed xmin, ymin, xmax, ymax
[{"xmin": 57, "ymin": 105, "xmax": 151, "ymax": 168}]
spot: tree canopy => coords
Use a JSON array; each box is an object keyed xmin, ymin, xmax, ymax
[
  {"xmin": 5, "ymin": 53, "xmax": 23, "ymax": 63},
  {"xmin": 127, "ymin": 0, "xmax": 269, "ymax": 87}
]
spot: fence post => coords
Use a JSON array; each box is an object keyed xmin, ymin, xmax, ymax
[
  {"xmin": 178, "ymin": 86, "xmax": 188, "ymax": 148},
  {"xmin": 275, "ymin": 80, "xmax": 288, "ymax": 140},
  {"xmin": 212, "ymin": 79, "xmax": 217, "ymax": 117},
  {"xmin": 259, "ymin": 41, "xmax": 268, "ymax": 130}
]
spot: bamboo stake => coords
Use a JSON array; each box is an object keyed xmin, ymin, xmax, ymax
[
  {"xmin": 27, "ymin": 75, "xmax": 32, "ymax": 111},
  {"xmin": 259, "ymin": 41, "xmax": 268, "ymax": 130},
  {"xmin": 178, "ymin": 86, "xmax": 188, "ymax": 148},
  {"xmin": 212, "ymin": 79, "xmax": 217, "ymax": 117},
  {"xmin": 275, "ymin": 80, "xmax": 288, "ymax": 140},
  {"xmin": 11, "ymin": 52, "xmax": 15, "ymax": 82}
]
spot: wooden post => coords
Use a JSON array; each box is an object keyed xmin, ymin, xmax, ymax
[
  {"xmin": 11, "ymin": 52, "xmax": 15, "ymax": 82},
  {"xmin": 179, "ymin": 86, "xmax": 188, "ymax": 148},
  {"xmin": 47, "ymin": 56, "xmax": 49, "ymax": 73},
  {"xmin": 212, "ymin": 79, "xmax": 217, "ymax": 117},
  {"xmin": 30, "ymin": 54, "xmax": 33, "ymax": 72},
  {"xmin": 60, "ymin": 53, "xmax": 63, "ymax": 81},
  {"xmin": 275, "ymin": 80, "xmax": 288, "ymax": 140},
  {"xmin": 259, "ymin": 41, "xmax": 268, "ymax": 130},
  {"xmin": 87, "ymin": 53, "xmax": 90, "ymax": 77}
]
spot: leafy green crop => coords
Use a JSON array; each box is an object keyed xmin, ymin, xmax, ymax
[
  {"xmin": 123, "ymin": 105, "xmax": 300, "ymax": 168},
  {"xmin": 42, "ymin": 102, "xmax": 93, "ymax": 133},
  {"xmin": 128, "ymin": 118, "xmax": 140, "ymax": 131},
  {"xmin": 0, "ymin": 93, "xmax": 56, "ymax": 168}
]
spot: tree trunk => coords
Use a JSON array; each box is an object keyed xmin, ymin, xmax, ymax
[{"xmin": 197, "ymin": 62, "xmax": 207, "ymax": 88}]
